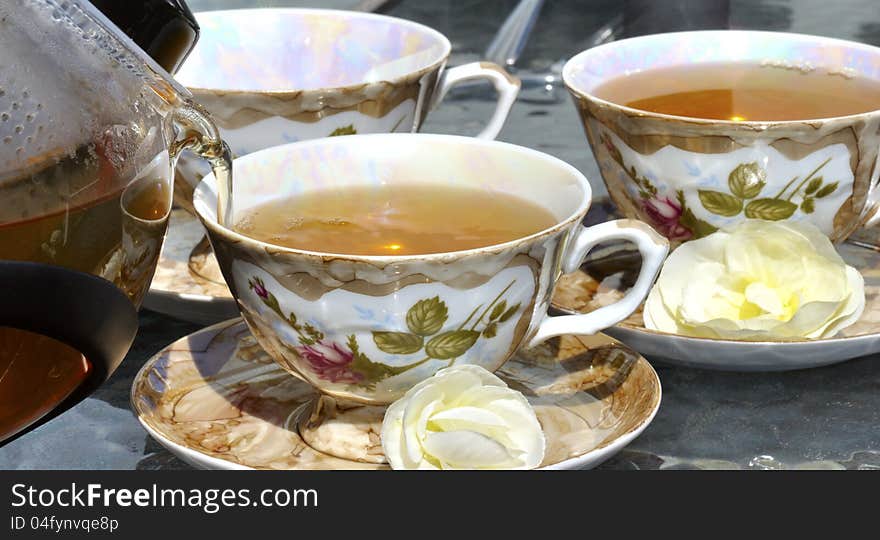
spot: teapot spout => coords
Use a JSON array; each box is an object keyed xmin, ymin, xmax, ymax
[{"xmin": 170, "ymin": 102, "xmax": 234, "ymax": 228}]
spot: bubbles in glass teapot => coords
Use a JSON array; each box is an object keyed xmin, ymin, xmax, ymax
[{"xmin": 0, "ymin": 1, "xmax": 196, "ymax": 304}]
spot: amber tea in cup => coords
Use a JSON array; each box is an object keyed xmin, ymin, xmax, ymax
[
  {"xmin": 233, "ymin": 184, "xmax": 557, "ymax": 256},
  {"xmin": 593, "ymin": 61, "xmax": 880, "ymax": 121}
]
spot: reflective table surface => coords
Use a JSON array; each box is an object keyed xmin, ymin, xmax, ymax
[{"xmin": 3, "ymin": 0, "xmax": 879, "ymax": 470}]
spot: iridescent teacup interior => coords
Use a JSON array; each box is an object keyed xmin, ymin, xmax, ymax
[
  {"xmin": 564, "ymin": 30, "xmax": 880, "ymax": 106},
  {"xmin": 175, "ymin": 8, "xmax": 450, "ymax": 92},
  {"xmin": 194, "ymin": 134, "xmax": 589, "ymax": 242}
]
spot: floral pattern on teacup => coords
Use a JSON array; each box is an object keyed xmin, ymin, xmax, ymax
[
  {"xmin": 229, "ymin": 257, "xmax": 537, "ymax": 403},
  {"xmin": 599, "ymin": 132, "xmax": 714, "ymax": 241},
  {"xmin": 593, "ymin": 127, "xmax": 854, "ymax": 241},
  {"xmin": 247, "ymin": 276, "xmax": 523, "ymax": 389}
]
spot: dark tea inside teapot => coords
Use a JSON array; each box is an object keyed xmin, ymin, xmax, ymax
[{"xmin": 0, "ymin": 145, "xmax": 172, "ymax": 305}]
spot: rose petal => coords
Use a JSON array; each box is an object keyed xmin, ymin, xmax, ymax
[
  {"xmin": 654, "ymin": 232, "xmax": 729, "ymax": 312},
  {"xmin": 644, "ymin": 286, "xmax": 679, "ymax": 333},
  {"xmin": 422, "ymin": 430, "xmax": 518, "ymax": 469},
  {"xmin": 676, "ymin": 263, "xmax": 737, "ymax": 324},
  {"xmin": 400, "ymin": 385, "xmax": 443, "ymax": 466},
  {"xmin": 772, "ymin": 299, "xmax": 844, "ymax": 337},
  {"xmin": 427, "ymin": 409, "xmax": 518, "ymax": 450},
  {"xmin": 743, "ymin": 282, "xmax": 789, "ymax": 319},
  {"xmin": 478, "ymin": 397, "xmax": 545, "ymax": 467},
  {"xmin": 808, "ymin": 266, "xmax": 865, "ymax": 338},
  {"xmin": 381, "ymin": 399, "xmax": 407, "ymax": 469},
  {"xmin": 428, "ymin": 406, "xmax": 508, "ymax": 430},
  {"xmin": 439, "ymin": 364, "xmax": 507, "ymax": 390},
  {"xmin": 784, "ymin": 220, "xmax": 846, "ymax": 263}
]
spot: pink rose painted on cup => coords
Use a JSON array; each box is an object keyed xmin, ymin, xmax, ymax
[
  {"xmin": 642, "ymin": 195, "xmax": 692, "ymax": 241},
  {"xmin": 295, "ymin": 341, "xmax": 364, "ymax": 384}
]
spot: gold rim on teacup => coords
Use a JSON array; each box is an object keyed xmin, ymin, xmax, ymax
[
  {"xmin": 193, "ymin": 133, "xmax": 668, "ymax": 411},
  {"xmin": 562, "ymin": 30, "xmax": 880, "ymax": 244}
]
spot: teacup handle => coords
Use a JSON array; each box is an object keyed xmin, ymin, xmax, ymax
[
  {"xmin": 431, "ymin": 62, "xmax": 521, "ymax": 139},
  {"xmin": 527, "ymin": 219, "xmax": 668, "ymax": 347}
]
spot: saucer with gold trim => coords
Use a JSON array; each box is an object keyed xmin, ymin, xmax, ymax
[{"xmin": 131, "ymin": 318, "xmax": 661, "ymax": 470}]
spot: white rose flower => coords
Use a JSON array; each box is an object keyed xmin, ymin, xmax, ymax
[
  {"xmin": 381, "ymin": 364, "xmax": 545, "ymax": 470},
  {"xmin": 644, "ymin": 220, "xmax": 864, "ymax": 340}
]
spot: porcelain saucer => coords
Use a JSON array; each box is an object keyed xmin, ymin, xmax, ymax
[
  {"xmin": 143, "ymin": 209, "xmax": 238, "ymax": 324},
  {"xmin": 552, "ymin": 208, "xmax": 880, "ymax": 371},
  {"xmin": 131, "ymin": 318, "xmax": 661, "ymax": 470}
]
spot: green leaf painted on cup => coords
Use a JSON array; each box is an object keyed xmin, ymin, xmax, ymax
[
  {"xmin": 600, "ymin": 133, "xmax": 623, "ymax": 166},
  {"xmin": 490, "ymin": 300, "xmax": 507, "ymax": 322},
  {"xmin": 425, "ymin": 330, "xmax": 480, "ymax": 359},
  {"xmin": 347, "ymin": 335, "xmax": 410, "ymax": 383},
  {"xmin": 499, "ymin": 303, "xmax": 520, "ymax": 323},
  {"xmin": 677, "ymin": 191, "xmax": 718, "ymax": 239},
  {"xmin": 329, "ymin": 125, "xmax": 357, "ymax": 136},
  {"xmin": 728, "ymin": 162, "xmax": 767, "ymax": 199},
  {"xmin": 815, "ymin": 182, "xmax": 838, "ymax": 198},
  {"xmin": 372, "ymin": 332, "xmax": 424, "ymax": 355},
  {"xmin": 744, "ymin": 198, "xmax": 798, "ymax": 220},
  {"xmin": 406, "ymin": 296, "xmax": 448, "ymax": 336},
  {"xmin": 805, "ymin": 177, "xmax": 823, "ymax": 195},
  {"xmin": 801, "ymin": 197, "xmax": 816, "ymax": 214},
  {"xmin": 482, "ymin": 323, "xmax": 498, "ymax": 338},
  {"xmin": 698, "ymin": 190, "xmax": 743, "ymax": 217}
]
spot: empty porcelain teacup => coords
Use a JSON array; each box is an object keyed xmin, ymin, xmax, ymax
[
  {"xmin": 194, "ymin": 134, "xmax": 668, "ymax": 406},
  {"xmin": 564, "ymin": 30, "xmax": 880, "ymax": 244},
  {"xmin": 173, "ymin": 8, "xmax": 521, "ymax": 204}
]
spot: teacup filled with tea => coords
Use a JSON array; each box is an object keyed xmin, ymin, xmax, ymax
[
  {"xmin": 564, "ymin": 30, "xmax": 880, "ymax": 244},
  {"xmin": 193, "ymin": 133, "xmax": 668, "ymax": 408}
]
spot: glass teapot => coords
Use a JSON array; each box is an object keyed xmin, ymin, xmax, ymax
[
  {"xmin": 0, "ymin": 0, "xmax": 229, "ymax": 305},
  {"xmin": 0, "ymin": 0, "xmax": 229, "ymax": 446}
]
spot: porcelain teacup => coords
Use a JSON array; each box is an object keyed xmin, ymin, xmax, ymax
[
  {"xmin": 173, "ymin": 8, "xmax": 520, "ymax": 207},
  {"xmin": 194, "ymin": 134, "xmax": 668, "ymax": 405},
  {"xmin": 563, "ymin": 30, "xmax": 880, "ymax": 244}
]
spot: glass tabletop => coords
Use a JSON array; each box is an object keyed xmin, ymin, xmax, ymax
[{"xmin": 2, "ymin": 0, "xmax": 879, "ymax": 470}]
